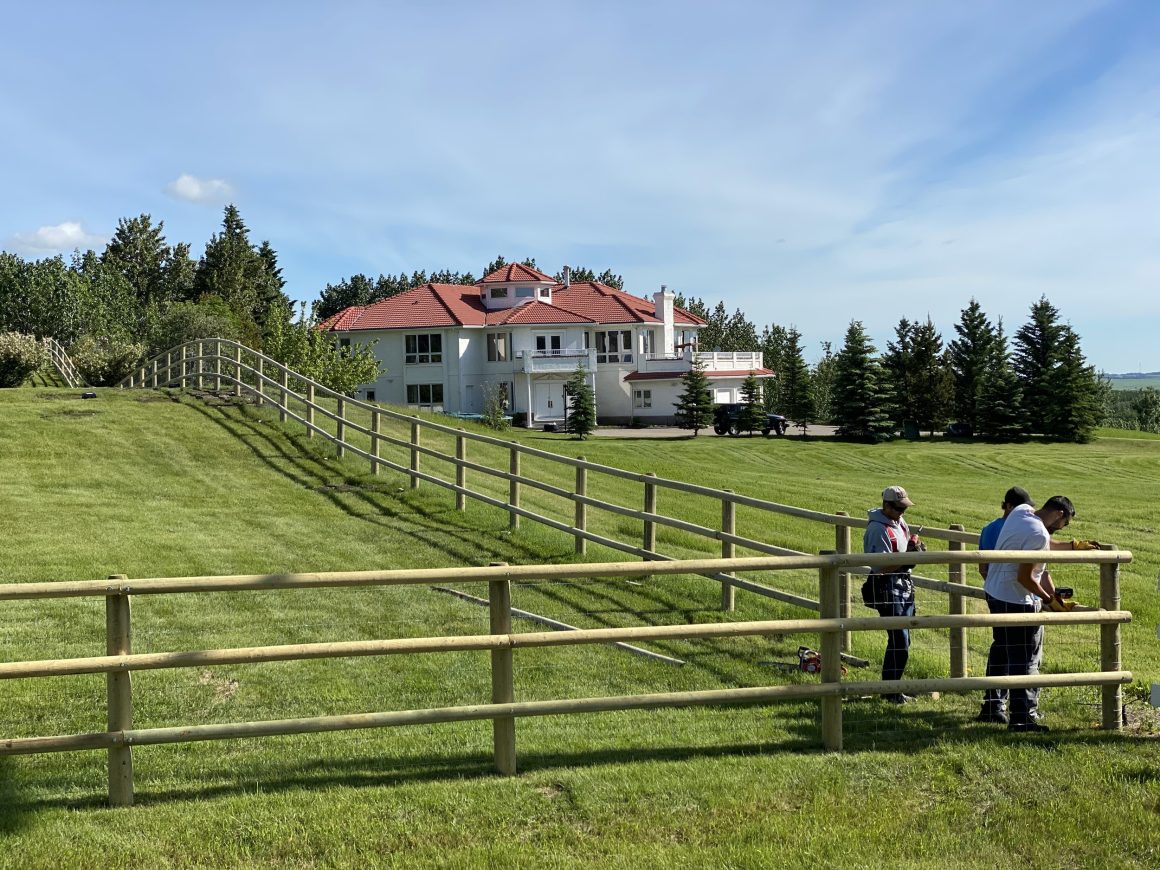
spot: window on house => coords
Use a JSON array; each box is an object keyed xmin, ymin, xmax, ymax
[
  {"xmin": 365, "ymin": 390, "xmax": 376, "ymax": 402},
  {"xmin": 405, "ymin": 383, "xmax": 444, "ymax": 410},
  {"xmin": 490, "ymin": 287, "xmax": 509, "ymax": 299},
  {"xmin": 515, "ymin": 286, "xmax": 534, "ymax": 298},
  {"xmin": 487, "ymin": 332, "xmax": 510, "ymax": 362},
  {"xmin": 642, "ymin": 331, "xmax": 656, "ymax": 355},
  {"xmin": 538, "ymin": 288, "xmax": 550, "ymax": 298},
  {"xmin": 633, "ymin": 389, "xmax": 652, "ymax": 409},
  {"xmin": 405, "ymin": 333, "xmax": 443, "ymax": 364},
  {"xmin": 534, "ymin": 334, "xmax": 562, "ymax": 355},
  {"xmin": 338, "ymin": 338, "xmax": 351, "ymax": 350},
  {"xmin": 714, "ymin": 388, "xmax": 732, "ymax": 403},
  {"xmin": 595, "ymin": 330, "xmax": 633, "ymax": 364}
]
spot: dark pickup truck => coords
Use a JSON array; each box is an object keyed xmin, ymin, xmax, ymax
[{"xmin": 712, "ymin": 403, "xmax": 787, "ymax": 436}]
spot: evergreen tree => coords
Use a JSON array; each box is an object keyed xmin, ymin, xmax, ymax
[
  {"xmin": 737, "ymin": 371, "xmax": 765, "ymax": 434},
  {"xmin": 910, "ymin": 318, "xmax": 954, "ymax": 436},
  {"xmin": 975, "ymin": 320, "xmax": 1025, "ymax": 441},
  {"xmin": 881, "ymin": 318, "xmax": 916, "ymax": 430},
  {"xmin": 315, "ymin": 274, "xmax": 375, "ymax": 320},
  {"xmin": 810, "ymin": 341, "xmax": 838, "ymax": 424},
  {"xmin": 100, "ymin": 213, "xmax": 171, "ymax": 307},
  {"xmin": 948, "ymin": 299, "xmax": 996, "ymax": 432},
  {"xmin": 255, "ymin": 240, "xmax": 290, "ymax": 328},
  {"xmin": 1013, "ymin": 296, "xmax": 1064, "ymax": 435},
  {"xmin": 1046, "ymin": 326, "xmax": 1104, "ymax": 442},
  {"xmin": 194, "ymin": 205, "xmax": 267, "ymax": 345},
  {"xmin": 779, "ymin": 327, "xmax": 815, "ymax": 434},
  {"xmin": 759, "ymin": 323, "xmax": 789, "ymax": 410},
  {"xmin": 697, "ymin": 301, "xmax": 729, "ymax": 351},
  {"xmin": 832, "ymin": 321, "xmax": 893, "ymax": 442},
  {"xmin": 565, "ymin": 365, "xmax": 596, "ymax": 438},
  {"xmin": 673, "ymin": 357, "xmax": 714, "ymax": 435},
  {"xmin": 722, "ymin": 308, "xmax": 760, "ymax": 351}
]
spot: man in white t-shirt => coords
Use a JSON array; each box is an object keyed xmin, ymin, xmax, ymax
[{"xmin": 979, "ymin": 495, "xmax": 1075, "ymax": 733}]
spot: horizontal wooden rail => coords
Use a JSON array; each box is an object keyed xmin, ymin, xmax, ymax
[
  {"xmin": 0, "ymin": 670, "xmax": 1132, "ymax": 757},
  {"xmin": 0, "ymin": 610, "xmax": 1130, "ymax": 681}
]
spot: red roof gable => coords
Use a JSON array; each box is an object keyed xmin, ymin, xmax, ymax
[
  {"xmin": 320, "ymin": 278, "xmax": 708, "ymax": 331},
  {"xmin": 480, "ymin": 263, "xmax": 556, "ymax": 284}
]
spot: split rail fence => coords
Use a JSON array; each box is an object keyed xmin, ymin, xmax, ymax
[
  {"xmin": 119, "ymin": 339, "xmax": 997, "ymax": 660},
  {"xmin": 42, "ymin": 336, "xmax": 86, "ymax": 388},
  {"xmin": 0, "ymin": 550, "xmax": 1132, "ymax": 808}
]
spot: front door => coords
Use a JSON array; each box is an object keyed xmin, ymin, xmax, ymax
[{"xmin": 533, "ymin": 381, "xmax": 565, "ymax": 419}]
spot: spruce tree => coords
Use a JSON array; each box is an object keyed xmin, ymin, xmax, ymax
[
  {"xmin": 100, "ymin": 214, "xmax": 171, "ymax": 308},
  {"xmin": 976, "ymin": 320, "xmax": 1025, "ymax": 441},
  {"xmin": 948, "ymin": 299, "xmax": 996, "ymax": 432},
  {"xmin": 194, "ymin": 205, "xmax": 268, "ymax": 345},
  {"xmin": 1012, "ymin": 296, "xmax": 1064, "ymax": 435},
  {"xmin": 1046, "ymin": 326, "xmax": 1103, "ymax": 442},
  {"xmin": 810, "ymin": 341, "xmax": 837, "ymax": 424},
  {"xmin": 832, "ymin": 321, "xmax": 893, "ymax": 442},
  {"xmin": 565, "ymin": 365, "xmax": 596, "ymax": 439},
  {"xmin": 737, "ymin": 371, "xmax": 765, "ymax": 434},
  {"xmin": 759, "ymin": 323, "xmax": 789, "ymax": 411},
  {"xmin": 881, "ymin": 318, "xmax": 915, "ymax": 430},
  {"xmin": 779, "ymin": 327, "xmax": 815, "ymax": 434},
  {"xmin": 673, "ymin": 357, "xmax": 714, "ymax": 435},
  {"xmin": 910, "ymin": 318, "xmax": 954, "ymax": 436}
]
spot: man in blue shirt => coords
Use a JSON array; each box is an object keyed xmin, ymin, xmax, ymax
[{"xmin": 977, "ymin": 486, "xmax": 1034, "ymax": 580}]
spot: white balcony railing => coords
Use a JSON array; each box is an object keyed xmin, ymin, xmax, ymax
[{"xmin": 518, "ymin": 349, "xmax": 596, "ymax": 373}]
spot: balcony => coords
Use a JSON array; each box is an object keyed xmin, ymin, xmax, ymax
[
  {"xmin": 636, "ymin": 350, "xmax": 766, "ymax": 374},
  {"xmin": 518, "ymin": 349, "xmax": 596, "ymax": 373}
]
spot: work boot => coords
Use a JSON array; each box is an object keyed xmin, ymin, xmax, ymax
[{"xmin": 976, "ymin": 705, "xmax": 1009, "ymax": 725}]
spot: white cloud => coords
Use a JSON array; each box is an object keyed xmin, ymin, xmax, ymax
[
  {"xmin": 12, "ymin": 221, "xmax": 106, "ymax": 253},
  {"xmin": 165, "ymin": 173, "xmax": 235, "ymax": 204}
]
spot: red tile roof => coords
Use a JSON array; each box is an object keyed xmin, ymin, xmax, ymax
[
  {"xmin": 320, "ymin": 279, "xmax": 708, "ymax": 331},
  {"xmin": 624, "ymin": 368, "xmax": 775, "ymax": 381},
  {"xmin": 480, "ymin": 263, "xmax": 556, "ymax": 284}
]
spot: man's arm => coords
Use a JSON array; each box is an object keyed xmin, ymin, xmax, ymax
[
  {"xmin": 865, "ymin": 528, "xmax": 905, "ymax": 574},
  {"xmin": 979, "ymin": 563, "xmax": 989, "ymax": 579},
  {"xmin": 1015, "ymin": 563, "xmax": 1052, "ymax": 600}
]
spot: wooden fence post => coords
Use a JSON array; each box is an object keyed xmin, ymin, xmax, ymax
[
  {"xmin": 196, "ymin": 341, "xmax": 204, "ymax": 390},
  {"xmin": 508, "ymin": 446, "xmax": 520, "ymax": 530},
  {"xmin": 336, "ymin": 398, "xmax": 346, "ymax": 458},
  {"xmin": 213, "ymin": 340, "xmax": 221, "ymax": 391},
  {"xmin": 643, "ymin": 473, "xmax": 657, "ymax": 557},
  {"xmin": 256, "ymin": 357, "xmax": 264, "ymax": 406},
  {"xmin": 370, "ymin": 410, "xmax": 381, "ymax": 474},
  {"xmin": 151, "ymin": 360, "xmax": 158, "ymax": 389},
  {"xmin": 410, "ymin": 419, "xmax": 421, "ymax": 490},
  {"xmin": 721, "ymin": 492, "xmax": 736, "ymax": 612},
  {"xmin": 489, "ymin": 563, "xmax": 516, "ymax": 775},
  {"xmin": 819, "ymin": 552, "xmax": 843, "ymax": 752},
  {"xmin": 279, "ymin": 367, "xmax": 288, "ymax": 424},
  {"xmin": 234, "ymin": 345, "xmax": 243, "ymax": 398},
  {"xmin": 835, "ymin": 511, "xmax": 851, "ymax": 652},
  {"xmin": 178, "ymin": 345, "xmax": 187, "ymax": 389},
  {"xmin": 574, "ymin": 459, "xmax": 587, "ymax": 555},
  {"xmin": 165, "ymin": 351, "xmax": 172, "ymax": 386},
  {"xmin": 948, "ymin": 524, "xmax": 966, "ymax": 679},
  {"xmin": 455, "ymin": 431, "xmax": 466, "ymax": 510},
  {"xmin": 105, "ymin": 574, "xmax": 134, "ymax": 806},
  {"xmin": 306, "ymin": 384, "xmax": 315, "ymax": 438},
  {"xmin": 1100, "ymin": 561, "xmax": 1123, "ymax": 730}
]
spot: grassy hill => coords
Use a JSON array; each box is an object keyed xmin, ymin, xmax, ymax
[{"xmin": 1, "ymin": 387, "xmax": 1158, "ymax": 867}]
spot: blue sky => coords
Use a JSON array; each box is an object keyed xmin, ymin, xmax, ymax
[{"xmin": 3, "ymin": 1, "xmax": 1158, "ymax": 370}]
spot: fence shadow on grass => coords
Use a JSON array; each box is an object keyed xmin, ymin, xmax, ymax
[{"xmin": 172, "ymin": 392, "xmax": 570, "ymax": 570}]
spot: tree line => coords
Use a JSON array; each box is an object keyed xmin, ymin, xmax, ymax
[
  {"xmin": 674, "ymin": 295, "xmax": 1107, "ymax": 443},
  {"xmin": 0, "ymin": 206, "xmax": 376, "ymax": 390}
]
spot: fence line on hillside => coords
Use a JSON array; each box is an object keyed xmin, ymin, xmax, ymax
[
  {"xmin": 115, "ymin": 339, "xmax": 1029, "ymax": 674},
  {"xmin": 0, "ymin": 549, "xmax": 1132, "ymax": 807},
  {"xmin": 42, "ymin": 337, "xmax": 86, "ymax": 388}
]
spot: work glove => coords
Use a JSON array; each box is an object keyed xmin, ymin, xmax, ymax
[
  {"xmin": 1044, "ymin": 595, "xmax": 1075, "ymax": 612},
  {"xmin": 1071, "ymin": 540, "xmax": 1105, "ymax": 551}
]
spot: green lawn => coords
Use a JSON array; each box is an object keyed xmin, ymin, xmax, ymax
[{"xmin": 1, "ymin": 387, "xmax": 1158, "ymax": 868}]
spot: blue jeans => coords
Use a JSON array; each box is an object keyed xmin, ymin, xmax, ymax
[
  {"xmin": 872, "ymin": 574, "xmax": 915, "ymax": 682},
  {"xmin": 984, "ymin": 594, "xmax": 1043, "ymax": 723}
]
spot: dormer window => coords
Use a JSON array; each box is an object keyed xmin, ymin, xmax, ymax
[
  {"xmin": 490, "ymin": 287, "xmax": 509, "ymax": 299},
  {"xmin": 538, "ymin": 288, "xmax": 550, "ymax": 298},
  {"xmin": 515, "ymin": 287, "xmax": 534, "ymax": 297}
]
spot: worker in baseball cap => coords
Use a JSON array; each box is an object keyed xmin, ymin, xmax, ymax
[{"xmin": 862, "ymin": 485, "xmax": 923, "ymax": 704}]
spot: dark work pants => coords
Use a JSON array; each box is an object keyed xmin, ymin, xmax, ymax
[
  {"xmin": 873, "ymin": 575, "xmax": 915, "ymax": 683},
  {"xmin": 983, "ymin": 594, "xmax": 1044, "ymax": 723}
]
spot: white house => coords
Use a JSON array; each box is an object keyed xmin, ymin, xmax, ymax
[{"xmin": 320, "ymin": 263, "xmax": 773, "ymax": 426}]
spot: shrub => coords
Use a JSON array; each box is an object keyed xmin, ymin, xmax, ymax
[
  {"xmin": 71, "ymin": 335, "xmax": 146, "ymax": 387},
  {"xmin": 480, "ymin": 382, "xmax": 511, "ymax": 431},
  {"xmin": 0, "ymin": 332, "xmax": 48, "ymax": 387},
  {"xmin": 146, "ymin": 299, "xmax": 241, "ymax": 356}
]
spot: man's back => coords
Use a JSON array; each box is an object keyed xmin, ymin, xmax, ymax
[{"xmin": 984, "ymin": 504, "xmax": 1048, "ymax": 604}]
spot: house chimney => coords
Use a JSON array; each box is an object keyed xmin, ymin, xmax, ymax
[
  {"xmin": 563, "ymin": 265, "xmax": 571, "ymax": 288},
  {"xmin": 653, "ymin": 285, "xmax": 675, "ymax": 354}
]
